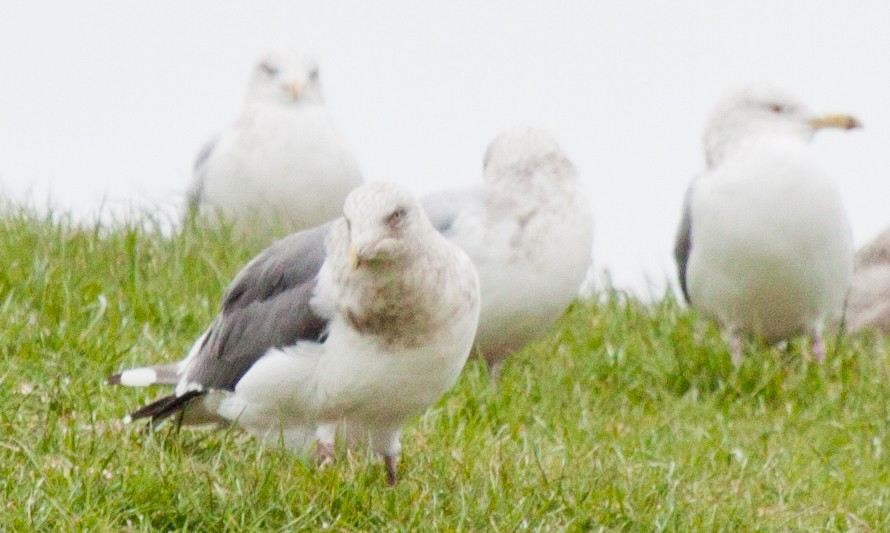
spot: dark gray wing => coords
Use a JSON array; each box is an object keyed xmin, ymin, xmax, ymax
[
  {"xmin": 420, "ymin": 188, "xmax": 480, "ymax": 236},
  {"xmin": 186, "ymin": 222, "xmax": 333, "ymax": 391},
  {"xmin": 186, "ymin": 136, "xmax": 219, "ymax": 216},
  {"xmin": 674, "ymin": 179, "xmax": 698, "ymax": 304},
  {"xmin": 178, "ymin": 187, "xmax": 485, "ymax": 392}
]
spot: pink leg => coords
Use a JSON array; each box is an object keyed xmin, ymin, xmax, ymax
[
  {"xmin": 487, "ymin": 359, "xmax": 504, "ymax": 388},
  {"xmin": 729, "ymin": 331, "xmax": 743, "ymax": 366},
  {"xmin": 312, "ymin": 441, "xmax": 335, "ymax": 466},
  {"xmin": 384, "ymin": 455, "xmax": 398, "ymax": 486},
  {"xmin": 810, "ymin": 329, "xmax": 826, "ymax": 363}
]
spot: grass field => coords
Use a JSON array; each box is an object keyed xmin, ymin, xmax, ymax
[{"xmin": 1, "ymin": 208, "xmax": 889, "ymax": 531}]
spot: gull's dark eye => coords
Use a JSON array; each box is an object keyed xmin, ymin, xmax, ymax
[
  {"xmin": 385, "ymin": 207, "xmax": 407, "ymax": 227},
  {"xmin": 769, "ymin": 103, "xmax": 784, "ymax": 114},
  {"xmin": 344, "ymin": 217, "xmax": 352, "ymax": 232},
  {"xmin": 259, "ymin": 62, "xmax": 279, "ymax": 77},
  {"xmin": 308, "ymin": 68, "xmax": 320, "ymax": 82}
]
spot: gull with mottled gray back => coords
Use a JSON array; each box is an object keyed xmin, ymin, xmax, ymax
[
  {"xmin": 423, "ymin": 126, "xmax": 593, "ymax": 381},
  {"xmin": 846, "ymin": 227, "xmax": 890, "ymax": 333},
  {"xmin": 110, "ymin": 182, "xmax": 481, "ymax": 486}
]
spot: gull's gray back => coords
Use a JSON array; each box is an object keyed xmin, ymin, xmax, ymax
[{"xmin": 185, "ymin": 223, "xmax": 331, "ymax": 391}]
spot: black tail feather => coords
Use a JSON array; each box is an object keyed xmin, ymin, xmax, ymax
[{"xmin": 129, "ymin": 390, "xmax": 205, "ymax": 424}]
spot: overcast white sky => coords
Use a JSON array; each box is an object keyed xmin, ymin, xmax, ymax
[{"xmin": 1, "ymin": 2, "xmax": 888, "ymax": 296}]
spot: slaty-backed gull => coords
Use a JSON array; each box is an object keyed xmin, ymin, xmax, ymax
[{"xmin": 111, "ymin": 182, "xmax": 480, "ymax": 485}]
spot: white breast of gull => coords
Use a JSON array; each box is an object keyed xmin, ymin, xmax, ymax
[{"xmin": 188, "ymin": 48, "xmax": 362, "ymax": 233}]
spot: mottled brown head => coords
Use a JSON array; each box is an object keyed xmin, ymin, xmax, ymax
[{"xmin": 341, "ymin": 181, "xmax": 431, "ymax": 270}]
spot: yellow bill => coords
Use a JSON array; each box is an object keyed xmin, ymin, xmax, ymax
[
  {"xmin": 809, "ymin": 114, "xmax": 861, "ymax": 130},
  {"xmin": 349, "ymin": 248, "xmax": 359, "ymax": 269},
  {"xmin": 285, "ymin": 81, "xmax": 303, "ymax": 99}
]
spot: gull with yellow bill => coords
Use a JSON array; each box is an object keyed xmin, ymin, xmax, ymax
[
  {"xmin": 674, "ymin": 84, "xmax": 859, "ymax": 364},
  {"xmin": 187, "ymin": 48, "xmax": 362, "ymax": 232}
]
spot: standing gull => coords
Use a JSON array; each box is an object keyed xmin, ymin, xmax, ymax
[
  {"xmin": 674, "ymin": 84, "xmax": 858, "ymax": 364},
  {"xmin": 111, "ymin": 182, "xmax": 481, "ymax": 485},
  {"xmin": 188, "ymin": 48, "xmax": 362, "ymax": 232},
  {"xmin": 423, "ymin": 126, "xmax": 593, "ymax": 381},
  {"xmin": 846, "ymin": 227, "xmax": 890, "ymax": 333}
]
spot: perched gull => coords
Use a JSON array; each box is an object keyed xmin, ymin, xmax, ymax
[
  {"xmin": 187, "ymin": 48, "xmax": 362, "ymax": 232},
  {"xmin": 423, "ymin": 126, "xmax": 593, "ymax": 381},
  {"xmin": 846, "ymin": 227, "xmax": 890, "ymax": 333},
  {"xmin": 111, "ymin": 182, "xmax": 481, "ymax": 485},
  {"xmin": 674, "ymin": 84, "xmax": 858, "ymax": 364}
]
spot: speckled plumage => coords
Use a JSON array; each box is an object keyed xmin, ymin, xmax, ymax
[
  {"xmin": 847, "ymin": 227, "xmax": 890, "ymax": 333},
  {"xmin": 425, "ymin": 127, "xmax": 593, "ymax": 379},
  {"xmin": 112, "ymin": 182, "xmax": 480, "ymax": 485}
]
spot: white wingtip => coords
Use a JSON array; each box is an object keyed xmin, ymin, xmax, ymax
[{"xmin": 117, "ymin": 368, "xmax": 158, "ymax": 387}]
